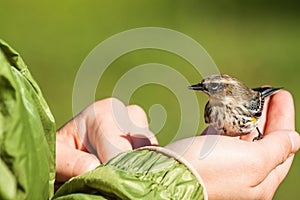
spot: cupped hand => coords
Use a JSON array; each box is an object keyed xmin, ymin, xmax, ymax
[
  {"xmin": 166, "ymin": 90, "xmax": 300, "ymax": 199},
  {"xmin": 56, "ymin": 98, "xmax": 158, "ymax": 182}
]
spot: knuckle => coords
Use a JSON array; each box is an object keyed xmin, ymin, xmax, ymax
[
  {"xmin": 94, "ymin": 97, "xmax": 119, "ymax": 108},
  {"xmin": 127, "ymin": 104, "xmax": 146, "ymax": 117},
  {"xmin": 276, "ymin": 136, "xmax": 291, "ymax": 163},
  {"xmin": 92, "ymin": 97, "xmax": 122, "ymax": 114},
  {"xmin": 127, "ymin": 104, "xmax": 148, "ymax": 125}
]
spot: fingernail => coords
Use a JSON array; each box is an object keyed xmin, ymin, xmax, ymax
[{"xmin": 289, "ymin": 131, "xmax": 300, "ymax": 152}]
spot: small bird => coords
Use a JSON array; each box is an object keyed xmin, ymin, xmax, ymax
[{"xmin": 188, "ymin": 74, "xmax": 282, "ymax": 141}]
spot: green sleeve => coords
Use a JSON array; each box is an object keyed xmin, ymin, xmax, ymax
[
  {"xmin": 54, "ymin": 149, "xmax": 205, "ymax": 200},
  {"xmin": 0, "ymin": 39, "xmax": 56, "ymax": 199}
]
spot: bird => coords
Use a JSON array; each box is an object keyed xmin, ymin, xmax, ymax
[{"xmin": 188, "ymin": 74, "xmax": 282, "ymax": 141}]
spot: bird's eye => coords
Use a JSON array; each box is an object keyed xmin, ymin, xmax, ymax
[{"xmin": 210, "ymin": 82, "xmax": 219, "ymax": 90}]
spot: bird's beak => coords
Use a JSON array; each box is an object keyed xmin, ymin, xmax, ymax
[{"xmin": 188, "ymin": 83, "xmax": 204, "ymax": 91}]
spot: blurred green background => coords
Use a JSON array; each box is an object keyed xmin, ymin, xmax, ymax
[{"xmin": 1, "ymin": 0, "xmax": 299, "ymax": 198}]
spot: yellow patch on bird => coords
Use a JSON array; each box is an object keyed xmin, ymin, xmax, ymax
[{"xmin": 251, "ymin": 117, "xmax": 257, "ymax": 123}]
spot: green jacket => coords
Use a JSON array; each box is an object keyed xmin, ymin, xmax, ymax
[
  {"xmin": 0, "ymin": 40, "xmax": 205, "ymax": 200},
  {"xmin": 0, "ymin": 39, "xmax": 56, "ymax": 199}
]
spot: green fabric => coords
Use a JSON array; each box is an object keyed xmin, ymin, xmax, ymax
[
  {"xmin": 0, "ymin": 40, "xmax": 204, "ymax": 200},
  {"xmin": 0, "ymin": 39, "xmax": 56, "ymax": 199},
  {"xmin": 54, "ymin": 150, "xmax": 204, "ymax": 200}
]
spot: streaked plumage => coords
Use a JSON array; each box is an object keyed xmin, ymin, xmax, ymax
[{"xmin": 189, "ymin": 74, "xmax": 282, "ymax": 141}]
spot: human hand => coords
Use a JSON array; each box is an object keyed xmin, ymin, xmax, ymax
[
  {"xmin": 166, "ymin": 90, "xmax": 300, "ymax": 199},
  {"xmin": 56, "ymin": 98, "xmax": 158, "ymax": 182}
]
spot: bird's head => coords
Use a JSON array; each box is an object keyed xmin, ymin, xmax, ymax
[{"xmin": 188, "ymin": 74, "xmax": 250, "ymax": 101}]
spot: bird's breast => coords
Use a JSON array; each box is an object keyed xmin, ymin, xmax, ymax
[{"xmin": 205, "ymin": 101, "xmax": 259, "ymax": 136}]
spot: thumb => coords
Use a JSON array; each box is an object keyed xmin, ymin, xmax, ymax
[
  {"xmin": 56, "ymin": 141, "xmax": 100, "ymax": 182},
  {"xmin": 252, "ymin": 131, "xmax": 300, "ymax": 198},
  {"xmin": 258, "ymin": 130, "xmax": 300, "ymax": 174}
]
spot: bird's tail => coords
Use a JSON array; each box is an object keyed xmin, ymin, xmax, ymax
[{"xmin": 252, "ymin": 87, "xmax": 283, "ymax": 99}]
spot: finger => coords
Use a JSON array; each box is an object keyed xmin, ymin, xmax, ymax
[
  {"xmin": 265, "ymin": 90, "xmax": 295, "ymax": 134},
  {"xmin": 127, "ymin": 105, "xmax": 159, "ymax": 147},
  {"xmin": 255, "ymin": 131, "xmax": 300, "ymax": 177},
  {"xmin": 84, "ymin": 98, "xmax": 134, "ymax": 162},
  {"xmin": 56, "ymin": 117, "xmax": 86, "ymax": 150},
  {"xmin": 252, "ymin": 155, "xmax": 294, "ymax": 199},
  {"xmin": 92, "ymin": 110, "xmax": 134, "ymax": 162},
  {"xmin": 56, "ymin": 140, "xmax": 100, "ymax": 182},
  {"xmin": 248, "ymin": 131, "xmax": 300, "ymax": 199}
]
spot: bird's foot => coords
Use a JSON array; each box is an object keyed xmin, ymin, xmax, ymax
[{"xmin": 252, "ymin": 127, "xmax": 263, "ymax": 141}]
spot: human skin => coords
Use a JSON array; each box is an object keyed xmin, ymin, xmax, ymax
[
  {"xmin": 166, "ymin": 90, "xmax": 300, "ymax": 199},
  {"xmin": 56, "ymin": 91, "xmax": 300, "ymax": 199},
  {"xmin": 56, "ymin": 98, "xmax": 158, "ymax": 182}
]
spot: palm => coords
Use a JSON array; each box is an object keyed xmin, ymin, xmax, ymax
[{"xmin": 166, "ymin": 91, "xmax": 299, "ymax": 199}]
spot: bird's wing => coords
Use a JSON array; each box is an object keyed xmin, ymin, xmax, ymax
[{"xmin": 252, "ymin": 87, "xmax": 283, "ymax": 99}]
